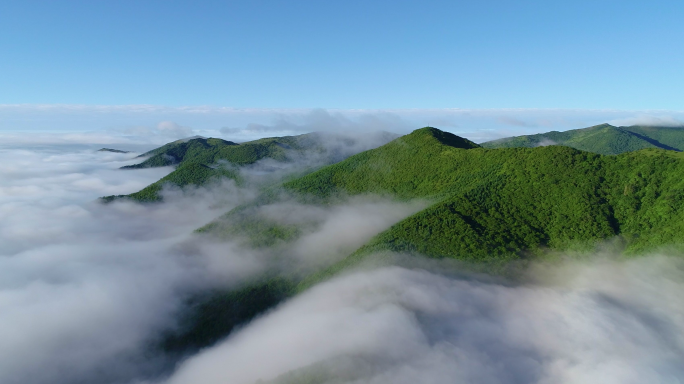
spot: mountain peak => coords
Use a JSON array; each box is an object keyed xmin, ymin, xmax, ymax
[
  {"xmin": 174, "ymin": 135, "xmax": 207, "ymax": 143},
  {"xmin": 407, "ymin": 127, "xmax": 480, "ymax": 149},
  {"xmin": 588, "ymin": 123, "xmax": 617, "ymax": 130}
]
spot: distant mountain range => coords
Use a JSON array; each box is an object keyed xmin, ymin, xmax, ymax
[{"xmin": 481, "ymin": 124, "xmax": 684, "ymax": 154}]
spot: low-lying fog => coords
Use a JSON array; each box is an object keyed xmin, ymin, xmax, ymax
[
  {"xmin": 1, "ymin": 143, "xmax": 683, "ymax": 384},
  {"xmin": 166, "ymin": 257, "xmax": 684, "ymax": 384}
]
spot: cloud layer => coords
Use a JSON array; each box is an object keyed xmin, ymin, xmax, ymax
[
  {"xmin": 0, "ymin": 142, "xmax": 422, "ymax": 384},
  {"xmin": 0, "ymin": 148, "xmax": 253, "ymax": 384},
  {"xmin": 164, "ymin": 257, "xmax": 684, "ymax": 384},
  {"xmin": 3, "ymin": 104, "xmax": 684, "ymax": 145}
]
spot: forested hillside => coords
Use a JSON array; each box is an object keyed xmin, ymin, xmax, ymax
[
  {"xmin": 101, "ymin": 163, "xmax": 242, "ymax": 203},
  {"xmin": 122, "ymin": 136, "xmax": 301, "ymax": 169},
  {"xmin": 105, "ymin": 131, "xmax": 397, "ymax": 202},
  {"xmin": 205, "ymin": 127, "xmax": 684, "ymax": 262},
  {"xmin": 481, "ymin": 124, "xmax": 684, "ymax": 154}
]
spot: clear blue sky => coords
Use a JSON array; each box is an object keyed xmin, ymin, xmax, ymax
[{"xmin": 1, "ymin": 0, "xmax": 683, "ymax": 109}]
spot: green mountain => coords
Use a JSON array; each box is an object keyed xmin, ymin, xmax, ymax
[
  {"xmin": 105, "ymin": 132, "xmax": 397, "ymax": 202},
  {"xmin": 162, "ymin": 127, "xmax": 684, "ymax": 359},
  {"xmin": 290, "ymin": 128, "xmax": 684, "ymax": 258},
  {"xmin": 481, "ymin": 124, "xmax": 684, "ymax": 155},
  {"xmin": 121, "ymin": 136, "xmax": 283, "ymax": 169},
  {"xmin": 101, "ymin": 163, "xmax": 242, "ymax": 203},
  {"xmin": 204, "ymin": 127, "xmax": 684, "ymax": 266}
]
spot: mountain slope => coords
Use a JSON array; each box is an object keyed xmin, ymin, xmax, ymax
[
  {"xmin": 481, "ymin": 124, "xmax": 684, "ymax": 154},
  {"xmin": 102, "ymin": 163, "xmax": 242, "ymax": 203},
  {"xmin": 120, "ymin": 134, "xmax": 329, "ymax": 170},
  {"xmin": 106, "ymin": 131, "xmax": 398, "ymax": 202},
  {"xmin": 280, "ymin": 127, "xmax": 482, "ymax": 199},
  {"xmin": 621, "ymin": 125, "xmax": 684, "ymax": 151},
  {"xmin": 280, "ymin": 129, "xmax": 684, "ymax": 292},
  {"xmin": 353, "ymin": 148, "xmax": 684, "ymax": 258},
  {"xmin": 235, "ymin": 127, "xmax": 684, "ymax": 260}
]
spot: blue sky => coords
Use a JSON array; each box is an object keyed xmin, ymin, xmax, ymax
[
  {"xmin": 0, "ymin": 1, "xmax": 683, "ymax": 141},
  {"xmin": 2, "ymin": 0, "xmax": 683, "ymax": 109}
]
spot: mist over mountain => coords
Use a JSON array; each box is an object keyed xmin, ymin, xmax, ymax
[
  {"xmin": 104, "ymin": 131, "xmax": 398, "ymax": 202},
  {"xmin": 2, "ymin": 125, "xmax": 684, "ymax": 384}
]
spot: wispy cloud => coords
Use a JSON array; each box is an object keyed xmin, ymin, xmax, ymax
[
  {"xmin": 220, "ymin": 109, "xmax": 412, "ymax": 138},
  {"xmin": 608, "ymin": 115, "xmax": 684, "ymax": 127},
  {"xmin": 3, "ymin": 104, "xmax": 684, "ymax": 144}
]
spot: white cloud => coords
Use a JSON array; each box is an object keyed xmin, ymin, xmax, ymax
[
  {"xmin": 164, "ymin": 257, "xmax": 684, "ymax": 384},
  {"xmin": 251, "ymin": 197, "xmax": 427, "ymax": 270},
  {"xmin": 497, "ymin": 115, "xmax": 538, "ymax": 127},
  {"xmin": 608, "ymin": 115, "xmax": 684, "ymax": 127},
  {"xmin": 3, "ymin": 104, "xmax": 684, "ymax": 144},
  {"xmin": 118, "ymin": 121, "xmax": 195, "ymax": 140},
  {"xmin": 0, "ymin": 120, "xmax": 198, "ymax": 149},
  {"xmin": 0, "ymin": 140, "xmax": 423, "ymax": 384},
  {"xmin": 535, "ymin": 138, "xmax": 557, "ymax": 147},
  {"xmin": 219, "ymin": 109, "xmax": 412, "ymax": 141},
  {"xmin": 0, "ymin": 147, "xmax": 257, "ymax": 384}
]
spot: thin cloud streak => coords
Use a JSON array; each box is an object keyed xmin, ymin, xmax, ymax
[{"xmin": 3, "ymin": 105, "xmax": 684, "ymax": 144}]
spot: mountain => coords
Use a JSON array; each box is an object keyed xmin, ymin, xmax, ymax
[
  {"xmin": 165, "ymin": 126, "xmax": 684, "ymax": 358},
  {"xmin": 105, "ymin": 131, "xmax": 398, "ymax": 202},
  {"xmin": 205, "ymin": 126, "xmax": 684, "ymax": 263},
  {"xmin": 294, "ymin": 128, "xmax": 684, "ymax": 256},
  {"xmin": 97, "ymin": 148, "xmax": 129, "ymax": 153},
  {"xmin": 101, "ymin": 163, "xmax": 242, "ymax": 203},
  {"xmin": 120, "ymin": 134, "xmax": 324, "ymax": 170},
  {"xmin": 481, "ymin": 124, "xmax": 684, "ymax": 154}
]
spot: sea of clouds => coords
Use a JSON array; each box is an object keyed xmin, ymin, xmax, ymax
[
  {"xmin": 1, "ymin": 131, "xmax": 684, "ymax": 384},
  {"xmin": 164, "ymin": 257, "xmax": 684, "ymax": 384},
  {"xmin": 0, "ymin": 135, "xmax": 423, "ymax": 384}
]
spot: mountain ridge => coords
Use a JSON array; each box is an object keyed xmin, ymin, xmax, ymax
[
  {"xmin": 203, "ymin": 126, "xmax": 684, "ymax": 262},
  {"xmin": 104, "ymin": 131, "xmax": 399, "ymax": 202},
  {"xmin": 481, "ymin": 124, "xmax": 684, "ymax": 154}
]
